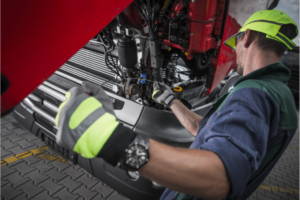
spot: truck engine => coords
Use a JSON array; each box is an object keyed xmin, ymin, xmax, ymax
[
  {"xmin": 3, "ymin": 0, "xmax": 247, "ymax": 199},
  {"xmin": 85, "ymin": 0, "xmax": 227, "ymax": 110}
]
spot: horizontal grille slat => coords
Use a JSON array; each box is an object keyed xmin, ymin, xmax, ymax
[
  {"xmin": 48, "ymin": 74, "xmax": 80, "ymax": 90},
  {"xmin": 70, "ymin": 52, "xmax": 118, "ymax": 68},
  {"xmin": 59, "ymin": 65, "xmax": 117, "ymax": 90},
  {"xmin": 67, "ymin": 58, "xmax": 117, "ymax": 77},
  {"xmin": 68, "ymin": 48, "xmax": 118, "ymax": 79}
]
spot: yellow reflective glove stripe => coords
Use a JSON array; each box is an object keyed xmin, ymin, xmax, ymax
[
  {"xmin": 73, "ymin": 113, "xmax": 119, "ymax": 158},
  {"xmin": 152, "ymin": 90, "xmax": 159, "ymax": 100},
  {"xmin": 55, "ymin": 92, "xmax": 71, "ymax": 127},
  {"xmin": 69, "ymin": 97, "xmax": 102, "ymax": 130}
]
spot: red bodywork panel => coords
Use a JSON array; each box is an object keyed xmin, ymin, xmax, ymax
[
  {"xmin": 1, "ymin": 0, "xmax": 240, "ymax": 114},
  {"xmin": 210, "ymin": 14, "xmax": 241, "ymax": 91},
  {"xmin": 1, "ymin": 0, "xmax": 133, "ymax": 114},
  {"xmin": 162, "ymin": 0, "xmax": 225, "ymax": 59},
  {"xmin": 186, "ymin": 0, "xmax": 219, "ymax": 57},
  {"xmin": 160, "ymin": 0, "xmax": 238, "ymax": 93}
]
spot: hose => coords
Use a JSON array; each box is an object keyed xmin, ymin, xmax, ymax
[{"xmin": 196, "ymin": 50, "xmax": 215, "ymax": 70}]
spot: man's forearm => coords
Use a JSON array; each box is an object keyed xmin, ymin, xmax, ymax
[
  {"xmin": 139, "ymin": 139, "xmax": 230, "ymax": 200},
  {"xmin": 170, "ymin": 99, "xmax": 202, "ymax": 136}
]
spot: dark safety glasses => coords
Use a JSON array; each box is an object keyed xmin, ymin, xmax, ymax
[{"xmin": 235, "ymin": 32, "xmax": 245, "ymax": 46}]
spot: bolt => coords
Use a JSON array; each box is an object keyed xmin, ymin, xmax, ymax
[
  {"xmin": 171, "ymin": 23, "xmax": 178, "ymax": 29},
  {"xmin": 170, "ymin": 35, "xmax": 177, "ymax": 42},
  {"xmin": 180, "ymin": 26, "xmax": 186, "ymax": 33}
]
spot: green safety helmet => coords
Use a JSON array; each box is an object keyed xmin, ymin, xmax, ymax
[{"xmin": 224, "ymin": 9, "xmax": 298, "ymax": 50}]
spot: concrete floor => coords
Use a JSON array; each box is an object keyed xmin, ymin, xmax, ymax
[{"xmin": 1, "ymin": 113, "xmax": 299, "ymax": 200}]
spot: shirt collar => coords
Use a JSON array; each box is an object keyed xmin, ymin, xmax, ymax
[{"xmin": 234, "ymin": 62, "xmax": 291, "ymax": 87}]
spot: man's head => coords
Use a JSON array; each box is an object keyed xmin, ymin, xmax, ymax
[{"xmin": 224, "ymin": 9, "xmax": 298, "ymax": 76}]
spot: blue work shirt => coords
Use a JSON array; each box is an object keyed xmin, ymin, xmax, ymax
[{"xmin": 160, "ymin": 62, "xmax": 298, "ymax": 200}]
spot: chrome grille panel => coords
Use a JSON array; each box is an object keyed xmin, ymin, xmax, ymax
[
  {"xmin": 68, "ymin": 48, "xmax": 117, "ymax": 78},
  {"xmin": 59, "ymin": 64, "xmax": 116, "ymax": 90}
]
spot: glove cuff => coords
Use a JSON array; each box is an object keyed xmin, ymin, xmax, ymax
[
  {"xmin": 97, "ymin": 123, "xmax": 136, "ymax": 166},
  {"xmin": 165, "ymin": 94, "xmax": 176, "ymax": 107}
]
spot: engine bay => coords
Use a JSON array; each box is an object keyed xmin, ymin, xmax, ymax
[{"xmin": 87, "ymin": 0, "xmax": 227, "ymax": 110}]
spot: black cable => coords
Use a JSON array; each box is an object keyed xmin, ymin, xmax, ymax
[
  {"xmin": 133, "ymin": 3, "xmax": 147, "ymax": 23},
  {"xmin": 187, "ymin": 14, "xmax": 220, "ymax": 23},
  {"xmin": 98, "ymin": 29, "xmax": 123, "ymax": 78},
  {"xmin": 137, "ymin": 0, "xmax": 147, "ymax": 15},
  {"xmin": 135, "ymin": 0, "xmax": 147, "ymax": 16},
  {"xmin": 133, "ymin": 0, "xmax": 160, "ymax": 40},
  {"xmin": 99, "ymin": 42, "xmax": 119, "ymax": 76},
  {"xmin": 159, "ymin": 13, "xmax": 170, "ymax": 20},
  {"xmin": 107, "ymin": 46, "xmax": 117, "ymax": 67},
  {"xmin": 133, "ymin": 2, "xmax": 154, "ymax": 40},
  {"xmin": 106, "ymin": 50, "xmax": 122, "ymax": 77},
  {"xmin": 161, "ymin": 9, "xmax": 177, "ymax": 15}
]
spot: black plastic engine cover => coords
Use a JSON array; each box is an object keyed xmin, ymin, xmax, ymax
[{"xmin": 133, "ymin": 106, "xmax": 195, "ymax": 146}]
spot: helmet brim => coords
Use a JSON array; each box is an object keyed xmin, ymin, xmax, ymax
[{"xmin": 223, "ymin": 32, "xmax": 240, "ymax": 51}]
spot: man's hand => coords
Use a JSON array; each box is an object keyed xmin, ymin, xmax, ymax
[
  {"xmin": 152, "ymin": 81, "xmax": 175, "ymax": 107},
  {"xmin": 152, "ymin": 81, "xmax": 202, "ymax": 136},
  {"xmin": 55, "ymin": 81, "xmax": 136, "ymax": 166}
]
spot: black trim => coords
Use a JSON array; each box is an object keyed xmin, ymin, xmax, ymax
[
  {"xmin": 97, "ymin": 123, "xmax": 136, "ymax": 166},
  {"xmin": 1, "ymin": 74, "xmax": 10, "ymax": 95},
  {"xmin": 164, "ymin": 94, "xmax": 175, "ymax": 106},
  {"xmin": 166, "ymin": 96, "xmax": 176, "ymax": 107},
  {"xmin": 245, "ymin": 20, "xmax": 283, "ymax": 26},
  {"xmin": 276, "ymin": 33, "xmax": 294, "ymax": 48},
  {"xmin": 220, "ymin": 0, "xmax": 230, "ymax": 37}
]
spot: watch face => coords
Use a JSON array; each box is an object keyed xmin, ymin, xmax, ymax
[{"xmin": 125, "ymin": 143, "xmax": 148, "ymax": 169}]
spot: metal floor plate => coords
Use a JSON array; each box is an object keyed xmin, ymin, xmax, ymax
[{"xmin": 1, "ymin": 113, "xmax": 299, "ymax": 200}]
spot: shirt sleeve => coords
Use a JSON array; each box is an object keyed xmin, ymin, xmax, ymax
[{"xmin": 198, "ymin": 87, "xmax": 279, "ymax": 199}]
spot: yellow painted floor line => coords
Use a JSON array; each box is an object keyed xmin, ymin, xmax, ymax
[
  {"xmin": 1, "ymin": 146, "xmax": 49, "ymax": 166},
  {"xmin": 258, "ymin": 185, "xmax": 299, "ymax": 194},
  {"xmin": 36, "ymin": 153, "xmax": 67, "ymax": 163},
  {"xmin": 288, "ymin": 145, "xmax": 299, "ymax": 150}
]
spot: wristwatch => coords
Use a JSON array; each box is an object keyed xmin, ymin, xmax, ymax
[{"xmin": 122, "ymin": 134, "xmax": 150, "ymax": 171}]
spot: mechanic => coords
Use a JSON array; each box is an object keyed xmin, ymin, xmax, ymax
[{"xmin": 55, "ymin": 9, "xmax": 298, "ymax": 200}]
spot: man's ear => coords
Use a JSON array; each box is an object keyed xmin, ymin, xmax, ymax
[{"xmin": 243, "ymin": 29, "xmax": 256, "ymax": 48}]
